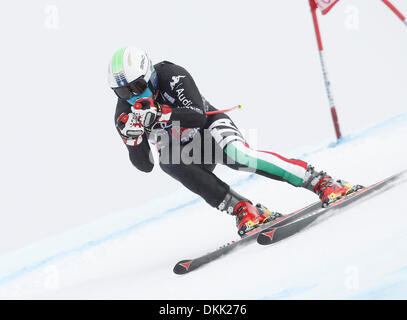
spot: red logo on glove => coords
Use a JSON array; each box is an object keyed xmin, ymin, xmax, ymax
[{"xmin": 118, "ymin": 113, "xmax": 129, "ymax": 123}]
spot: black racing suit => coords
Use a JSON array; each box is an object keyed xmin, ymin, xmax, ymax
[
  {"xmin": 114, "ymin": 61, "xmax": 309, "ymax": 208},
  {"xmin": 114, "ymin": 61, "xmax": 234, "ymax": 207}
]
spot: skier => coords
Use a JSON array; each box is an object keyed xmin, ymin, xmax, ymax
[{"xmin": 108, "ymin": 46, "xmax": 357, "ymax": 237}]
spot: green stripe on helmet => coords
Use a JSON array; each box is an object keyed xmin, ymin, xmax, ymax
[{"xmin": 111, "ymin": 47, "xmax": 126, "ymax": 73}]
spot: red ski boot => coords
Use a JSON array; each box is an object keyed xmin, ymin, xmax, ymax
[
  {"xmin": 217, "ymin": 189, "xmax": 282, "ymax": 237},
  {"xmin": 314, "ymin": 177, "xmax": 355, "ymax": 205},
  {"xmin": 234, "ymin": 202, "xmax": 282, "ymax": 237},
  {"xmin": 302, "ymin": 166, "xmax": 361, "ymax": 206}
]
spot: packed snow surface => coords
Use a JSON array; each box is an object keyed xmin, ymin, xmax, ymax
[{"xmin": 1, "ymin": 113, "xmax": 407, "ymax": 299}]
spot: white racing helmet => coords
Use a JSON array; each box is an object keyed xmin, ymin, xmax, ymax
[{"xmin": 107, "ymin": 46, "xmax": 157, "ymax": 101}]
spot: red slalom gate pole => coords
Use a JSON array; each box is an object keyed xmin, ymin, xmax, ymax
[
  {"xmin": 381, "ymin": 0, "xmax": 407, "ymax": 27},
  {"xmin": 309, "ymin": 0, "xmax": 342, "ymax": 141}
]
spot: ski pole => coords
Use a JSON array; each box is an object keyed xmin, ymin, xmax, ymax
[
  {"xmin": 206, "ymin": 104, "xmax": 243, "ymax": 115},
  {"xmin": 381, "ymin": 0, "xmax": 407, "ymax": 27},
  {"xmin": 309, "ymin": 0, "xmax": 342, "ymax": 141}
]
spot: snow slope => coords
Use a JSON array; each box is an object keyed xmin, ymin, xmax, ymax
[
  {"xmin": 2, "ymin": 0, "xmax": 407, "ymax": 255},
  {"xmin": 1, "ymin": 113, "xmax": 406, "ymax": 300}
]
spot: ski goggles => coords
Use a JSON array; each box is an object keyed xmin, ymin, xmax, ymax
[
  {"xmin": 126, "ymin": 88, "xmax": 153, "ymax": 106},
  {"xmin": 112, "ymin": 76, "xmax": 149, "ymax": 100}
]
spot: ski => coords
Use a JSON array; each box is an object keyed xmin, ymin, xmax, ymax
[
  {"xmin": 257, "ymin": 170, "xmax": 407, "ymax": 246},
  {"xmin": 173, "ymin": 201, "xmax": 323, "ymax": 275},
  {"xmin": 174, "ymin": 170, "xmax": 406, "ymax": 274}
]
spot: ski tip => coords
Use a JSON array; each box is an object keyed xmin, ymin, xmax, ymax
[
  {"xmin": 257, "ymin": 228, "xmax": 277, "ymax": 246},
  {"xmin": 173, "ymin": 259, "xmax": 194, "ymax": 275}
]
